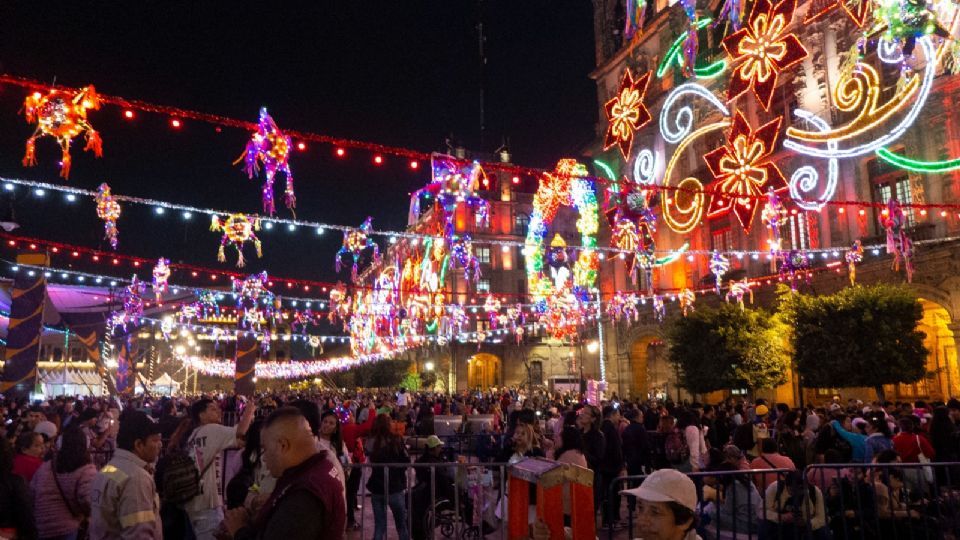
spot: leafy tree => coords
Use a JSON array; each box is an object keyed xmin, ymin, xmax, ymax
[
  {"xmin": 400, "ymin": 372, "xmax": 421, "ymax": 392},
  {"xmin": 779, "ymin": 284, "xmax": 928, "ymax": 400},
  {"xmin": 665, "ymin": 303, "xmax": 790, "ymax": 395}
]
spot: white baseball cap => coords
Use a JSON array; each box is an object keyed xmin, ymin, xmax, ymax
[
  {"xmin": 34, "ymin": 420, "xmax": 58, "ymax": 439},
  {"xmin": 620, "ymin": 469, "xmax": 697, "ymax": 513}
]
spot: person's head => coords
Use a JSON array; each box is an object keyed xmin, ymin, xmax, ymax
[
  {"xmin": 576, "ymin": 405, "xmax": 600, "ymax": 433},
  {"xmin": 622, "ymin": 469, "xmax": 697, "ymax": 540},
  {"xmin": 116, "ymin": 410, "xmax": 163, "ymax": 463},
  {"xmin": 658, "ymin": 415, "xmax": 676, "ymax": 432},
  {"xmin": 948, "ymin": 399, "xmax": 960, "ymax": 422},
  {"xmin": 873, "ymin": 449, "xmax": 900, "ymax": 464},
  {"xmin": 823, "ymin": 448, "xmax": 844, "ymax": 464},
  {"xmin": 16, "ymin": 431, "xmax": 44, "ymax": 458},
  {"xmin": 0, "ymin": 438, "xmax": 13, "ymax": 476},
  {"xmin": 78, "ymin": 407, "xmax": 99, "ymax": 427},
  {"xmin": 512, "ymin": 422, "xmax": 537, "ymax": 453},
  {"xmin": 26, "ymin": 406, "xmax": 44, "ymax": 429},
  {"xmin": 760, "ymin": 438, "xmax": 778, "ymax": 455},
  {"xmin": 289, "ymin": 399, "xmax": 322, "ymax": 437},
  {"xmin": 190, "ymin": 398, "xmax": 221, "ymax": 425},
  {"xmin": 898, "ymin": 415, "xmax": 917, "ymax": 434},
  {"xmin": 424, "ymin": 435, "xmax": 445, "ymax": 456},
  {"xmin": 56, "ymin": 426, "xmax": 91, "ymax": 473},
  {"xmin": 602, "ymin": 405, "xmax": 621, "ymax": 424},
  {"xmin": 754, "ymin": 404, "xmax": 769, "ymax": 418},
  {"xmin": 559, "ymin": 425, "xmax": 584, "ymax": 454},
  {"xmin": 722, "ymin": 444, "xmax": 743, "ymax": 466},
  {"xmin": 260, "ymin": 407, "xmax": 317, "ymax": 478}
]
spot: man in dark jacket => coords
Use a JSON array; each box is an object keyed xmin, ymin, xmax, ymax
[
  {"xmin": 599, "ymin": 405, "xmax": 625, "ymax": 528},
  {"xmin": 621, "ymin": 408, "xmax": 650, "ymax": 476},
  {"xmin": 225, "ymin": 407, "xmax": 346, "ymax": 540}
]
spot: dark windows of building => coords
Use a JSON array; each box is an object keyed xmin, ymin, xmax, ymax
[
  {"xmin": 477, "ymin": 278, "xmax": 491, "ymax": 293},
  {"xmin": 514, "ymin": 213, "xmax": 530, "ymax": 235},
  {"xmin": 711, "ymin": 228, "xmax": 733, "ymax": 253},
  {"xmin": 530, "ymin": 360, "xmax": 544, "ymax": 386}
]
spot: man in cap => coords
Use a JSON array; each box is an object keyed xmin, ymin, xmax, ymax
[
  {"xmin": 621, "ymin": 469, "xmax": 702, "ymax": 540},
  {"xmin": 89, "ymin": 409, "xmax": 164, "ymax": 539}
]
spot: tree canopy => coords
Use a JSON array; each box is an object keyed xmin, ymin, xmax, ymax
[
  {"xmin": 779, "ymin": 284, "xmax": 928, "ymax": 399},
  {"xmin": 665, "ymin": 303, "xmax": 791, "ymax": 395}
]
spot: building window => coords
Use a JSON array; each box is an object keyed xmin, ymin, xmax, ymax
[
  {"xmin": 789, "ymin": 213, "xmax": 810, "ymax": 250},
  {"xmin": 476, "ymin": 246, "xmax": 491, "ymax": 264},
  {"xmin": 816, "ymin": 387, "xmax": 841, "ymax": 396},
  {"xmin": 477, "ymin": 279, "xmax": 491, "ymax": 293},
  {"xmin": 514, "ymin": 213, "xmax": 530, "ymax": 234},
  {"xmin": 711, "ymin": 228, "xmax": 733, "ymax": 252},
  {"xmin": 877, "ymin": 178, "xmax": 916, "ymax": 227},
  {"xmin": 530, "ymin": 360, "xmax": 544, "ymax": 386},
  {"xmin": 475, "ymin": 210, "xmax": 489, "ymax": 231}
]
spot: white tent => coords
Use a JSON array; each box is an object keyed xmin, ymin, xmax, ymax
[{"xmin": 152, "ymin": 372, "xmax": 180, "ymax": 396}]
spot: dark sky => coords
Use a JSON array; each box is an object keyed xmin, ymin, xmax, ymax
[{"xmin": 0, "ymin": 1, "xmax": 596, "ymax": 286}]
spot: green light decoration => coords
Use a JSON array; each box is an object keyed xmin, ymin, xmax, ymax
[
  {"xmin": 592, "ymin": 159, "xmax": 617, "ymax": 181},
  {"xmin": 876, "ymin": 148, "xmax": 960, "ymax": 173},
  {"xmin": 656, "ymin": 18, "xmax": 728, "ymax": 79},
  {"xmin": 654, "ymin": 241, "xmax": 690, "ymax": 266}
]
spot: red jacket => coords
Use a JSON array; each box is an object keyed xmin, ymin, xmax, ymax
[
  {"xmin": 12, "ymin": 454, "xmax": 43, "ymax": 484},
  {"xmin": 893, "ymin": 431, "xmax": 935, "ymax": 463},
  {"xmin": 341, "ymin": 407, "xmax": 376, "ymax": 453}
]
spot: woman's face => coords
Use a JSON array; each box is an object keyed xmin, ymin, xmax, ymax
[
  {"xmin": 576, "ymin": 409, "xmax": 593, "ymax": 431},
  {"xmin": 320, "ymin": 415, "xmax": 338, "ymax": 437},
  {"xmin": 513, "ymin": 427, "xmax": 531, "ymax": 448},
  {"xmin": 635, "ymin": 500, "xmax": 690, "ymax": 540}
]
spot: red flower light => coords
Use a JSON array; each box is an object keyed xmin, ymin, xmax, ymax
[
  {"xmin": 603, "ymin": 68, "xmax": 653, "ymax": 161},
  {"xmin": 297, "ymin": 142, "xmax": 306, "ymax": 151},
  {"xmin": 703, "ymin": 112, "xmax": 786, "ymax": 231},
  {"xmin": 124, "ymin": 110, "xmax": 135, "ymax": 119},
  {"xmin": 410, "ymin": 160, "xmax": 419, "ymax": 170},
  {"xmin": 723, "ymin": 0, "xmax": 808, "ymax": 111},
  {"xmin": 336, "ymin": 147, "xmax": 346, "ymax": 157},
  {"xmin": 171, "ymin": 118, "xmax": 182, "ymax": 128},
  {"xmin": 373, "ymin": 155, "xmax": 383, "ymax": 165}
]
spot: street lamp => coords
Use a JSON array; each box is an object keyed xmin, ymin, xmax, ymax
[
  {"xmin": 425, "ymin": 361, "xmax": 435, "ymax": 371},
  {"xmin": 586, "ymin": 340, "xmax": 599, "ymax": 354}
]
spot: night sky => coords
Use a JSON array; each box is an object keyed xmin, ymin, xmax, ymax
[{"xmin": 0, "ymin": 1, "xmax": 597, "ymax": 286}]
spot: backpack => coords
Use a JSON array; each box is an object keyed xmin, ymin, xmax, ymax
[
  {"xmin": 664, "ymin": 429, "xmax": 690, "ymax": 464},
  {"xmin": 156, "ymin": 433, "xmax": 216, "ymax": 505}
]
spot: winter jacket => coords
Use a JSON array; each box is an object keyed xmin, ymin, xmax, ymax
[{"xmin": 30, "ymin": 461, "xmax": 97, "ymax": 538}]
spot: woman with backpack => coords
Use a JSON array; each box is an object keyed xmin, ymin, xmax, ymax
[
  {"xmin": 366, "ymin": 413, "xmax": 410, "ymax": 540},
  {"xmin": 677, "ymin": 409, "xmax": 707, "ymax": 473},
  {"xmin": 760, "ymin": 471, "xmax": 830, "ymax": 540},
  {"xmin": 31, "ymin": 426, "xmax": 96, "ymax": 540}
]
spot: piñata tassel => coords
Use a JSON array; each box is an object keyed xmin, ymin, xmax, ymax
[
  {"xmin": 23, "ymin": 139, "xmax": 37, "ymax": 167},
  {"xmin": 217, "ymin": 245, "xmax": 226, "ymax": 263},
  {"xmin": 85, "ymin": 129, "xmax": 103, "ymax": 157},
  {"xmin": 60, "ymin": 151, "xmax": 72, "ymax": 179},
  {"xmin": 236, "ymin": 250, "xmax": 246, "ymax": 268},
  {"xmin": 254, "ymin": 239, "xmax": 263, "ymax": 258}
]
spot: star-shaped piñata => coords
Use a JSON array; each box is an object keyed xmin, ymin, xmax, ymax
[
  {"xmin": 603, "ymin": 68, "xmax": 652, "ymax": 161},
  {"xmin": 722, "ymin": 0, "xmax": 808, "ymax": 111},
  {"xmin": 703, "ymin": 112, "xmax": 786, "ymax": 231}
]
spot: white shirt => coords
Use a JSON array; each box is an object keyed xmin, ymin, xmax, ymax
[{"xmin": 185, "ymin": 423, "xmax": 240, "ymax": 512}]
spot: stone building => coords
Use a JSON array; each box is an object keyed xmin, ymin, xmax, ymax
[{"xmin": 585, "ymin": 0, "xmax": 960, "ymax": 404}]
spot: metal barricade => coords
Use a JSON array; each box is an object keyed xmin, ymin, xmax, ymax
[
  {"xmin": 344, "ymin": 461, "xmax": 510, "ymax": 540},
  {"xmin": 609, "ymin": 468, "xmax": 793, "ymax": 540},
  {"xmin": 606, "ymin": 463, "xmax": 960, "ymax": 540}
]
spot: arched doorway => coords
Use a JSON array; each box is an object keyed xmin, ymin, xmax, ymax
[
  {"xmin": 913, "ymin": 299, "xmax": 958, "ymax": 400},
  {"xmin": 467, "ymin": 353, "xmax": 500, "ymax": 389},
  {"xmin": 629, "ymin": 336, "xmax": 666, "ymax": 400}
]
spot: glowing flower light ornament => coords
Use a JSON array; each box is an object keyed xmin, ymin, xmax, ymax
[
  {"xmin": 603, "ymin": 68, "xmax": 652, "ymax": 161},
  {"xmin": 22, "ymin": 85, "xmax": 103, "ymax": 178},
  {"xmin": 210, "ymin": 214, "xmax": 262, "ymax": 267},
  {"xmin": 704, "ymin": 112, "xmax": 788, "ymax": 231},
  {"xmin": 152, "ymin": 258, "xmax": 170, "ymax": 303},
  {"xmin": 846, "ymin": 240, "xmax": 864, "ymax": 285},
  {"xmin": 722, "ymin": 0, "xmax": 808, "ymax": 110},
  {"xmin": 336, "ymin": 217, "xmax": 381, "ymax": 282},
  {"xmin": 235, "ymin": 107, "xmax": 295, "ymax": 216},
  {"xmin": 94, "ymin": 183, "xmax": 121, "ymax": 250},
  {"xmin": 710, "ymin": 252, "xmax": 730, "ymax": 294},
  {"xmin": 883, "ymin": 199, "xmax": 915, "ymax": 282}
]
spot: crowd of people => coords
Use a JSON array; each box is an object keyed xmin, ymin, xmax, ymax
[{"xmin": 2, "ymin": 388, "xmax": 960, "ymax": 539}]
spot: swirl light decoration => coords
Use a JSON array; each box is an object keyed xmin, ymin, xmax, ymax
[
  {"xmin": 656, "ymin": 82, "xmax": 732, "ymax": 234},
  {"xmin": 525, "ymin": 159, "xmax": 598, "ymax": 339},
  {"xmin": 784, "ymin": 36, "xmax": 936, "ymax": 159},
  {"xmin": 788, "ymin": 111, "xmax": 839, "ymax": 211}
]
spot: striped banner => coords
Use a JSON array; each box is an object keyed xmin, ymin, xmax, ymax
[
  {"xmin": 234, "ymin": 331, "xmax": 258, "ymax": 396},
  {"xmin": 1, "ymin": 274, "xmax": 46, "ymax": 399},
  {"xmin": 60, "ymin": 312, "xmax": 117, "ymax": 396},
  {"xmin": 115, "ymin": 336, "xmax": 138, "ymax": 395}
]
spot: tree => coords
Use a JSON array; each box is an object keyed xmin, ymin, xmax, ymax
[
  {"xmin": 665, "ymin": 303, "xmax": 791, "ymax": 395},
  {"xmin": 779, "ymin": 284, "xmax": 928, "ymax": 400}
]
